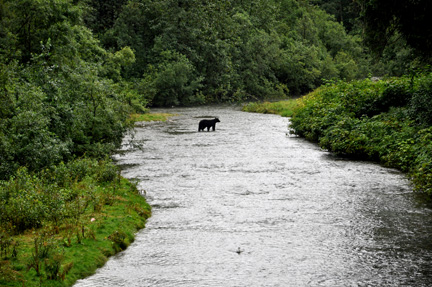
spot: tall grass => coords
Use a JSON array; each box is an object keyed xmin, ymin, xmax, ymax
[
  {"xmin": 129, "ymin": 112, "xmax": 176, "ymax": 122},
  {"xmin": 242, "ymin": 99, "xmax": 299, "ymax": 117}
]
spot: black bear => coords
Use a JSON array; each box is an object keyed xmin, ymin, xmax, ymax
[{"xmin": 198, "ymin": 118, "xmax": 220, "ymax": 132}]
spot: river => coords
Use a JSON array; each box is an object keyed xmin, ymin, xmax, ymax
[{"xmin": 75, "ymin": 106, "xmax": 432, "ymax": 287}]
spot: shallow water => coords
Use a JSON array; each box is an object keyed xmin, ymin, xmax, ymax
[{"xmin": 75, "ymin": 106, "xmax": 432, "ymax": 287}]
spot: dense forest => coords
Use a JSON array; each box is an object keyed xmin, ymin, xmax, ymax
[
  {"xmin": 2, "ymin": 0, "xmax": 430, "ymax": 178},
  {"xmin": 1, "ymin": 0, "xmax": 432, "ymax": 285}
]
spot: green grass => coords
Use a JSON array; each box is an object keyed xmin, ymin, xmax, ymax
[
  {"xmin": 130, "ymin": 112, "xmax": 176, "ymax": 122},
  {"xmin": 242, "ymin": 99, "xmax": 299, "ymax": 117},
  {"xmin": 0, "ymin": 178, "xmax": 151, "ymax": 287}
]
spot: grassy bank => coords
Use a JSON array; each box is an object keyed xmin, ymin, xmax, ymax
[
  {"xmin": 130, "ymin": 112, "xmax": 176, "ymax": 122},
  {"xmin": 0, "ymin": 111, "xmax": 180, "ymax": 286},
  {"xmin": 244, "ymin": 74, "xmax": 432, "ymax": 196},
  {"xmin": 0, "ymin": 159, "xmax": 151, "ymax": 287},
  {"xmin": 242, "ymin": 100, "xmax": 299, "ymax": 117}
]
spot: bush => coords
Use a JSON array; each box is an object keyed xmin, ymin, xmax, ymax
[
  {"xmin": 242, "ymin": 99, "xmax": 298, "ymax": 116},
  {"xmin": 0, "ymin": 168, "xmax": 46, "ymax": 232},
  {"xmin": 358, "ymin": 79, "xmax": 412, "ymax": 117},
  {"xmin": 0, "ymin": 158, "xmax": 121, "ymax": 233},
  {"xmin": 142, "ymin": 50, "xmax": 204, "ymax": 106},
  {"xmin": 410, "ymin": 75, "xmax": 432, "ymax": 125},
  {"xmin": 290, "ymin": 74, "xmax": 432, "ymax": 195}
]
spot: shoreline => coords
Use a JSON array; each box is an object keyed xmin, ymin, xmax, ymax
[{"xmin": 1, "ymin": 167, "xmax": 151, "ymax": 287}]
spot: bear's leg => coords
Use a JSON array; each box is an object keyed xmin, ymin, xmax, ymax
[{"xmin": 212, "ymin": 125, "xmax": 215, "ymax": 131}]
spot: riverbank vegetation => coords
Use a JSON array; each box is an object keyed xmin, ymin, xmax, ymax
[
  {"xmin": 0, "ymin": 158, "xmax": 151, "ymax": 286},
  {"xmin": 244, "ymin": 72, "xmax": 432, "ymax": 196},
  {"xmin": 243, "ymin": 99, "xmax": 299, "ymax": 117},
  {"xmin": 130, "ymin": 113, "xmax": 176, "ymax": 122},
  {"xmin": 291, "ymin": 74, "xmax": 432, "ymax": 195},
  {"xmin": 0, "ymin": 1, "xmax": 154, "ymax": 285}
]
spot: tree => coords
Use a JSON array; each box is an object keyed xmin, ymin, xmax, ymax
[
  {"xmin": 141, "ymin": 50, "xmax": 203, "ymax": 106},
  {"xmin": 83, "ymin": 0, "xmax": 129, "ymax": 36},
  {"xmin": 313, "ymin": 0, "xmax": 361, "ymax": 32},
  {"xmin": 0, "ymin": 0, "xmax": 139, "ymax": 178},
  {"xmin": 360, "ymin": 0, "xmax": 432, "ymax": 59}
]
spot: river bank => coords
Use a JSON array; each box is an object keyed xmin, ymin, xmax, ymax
[
  {"xmin": 0, "ymin": 162, "xmax": 151, "ymax": 287},
  {"xmin": 243, "ymin": 74, "xmax": 432, "ymax": 197},
  {"xmin": 0, "ymin": 113, "xmax": 177, "ymax": 287}
]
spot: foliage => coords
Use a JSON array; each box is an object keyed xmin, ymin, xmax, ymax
[
  {"xmin": 0, "ymin": 0, "xmax": 147, "ymax": 179},
  {"xmin": 83, "ymin": 0, "xmax": 129, "ymax": 39},
  {"xmin": 141, "ymin": 50, "xmax": 204, "ymax": 106},
  {"xmin": 289, "ymin": 73, "xmax": 432, "ymax": 195},
  {"xmin": 410, "ymin": 74, "xmax": 432, "ymax": 125},
  {"xmin": 91, "ymin": 0, "xmax": 373, "ymax": 105},
  {"xmin": 359, "ymin": 0, "xmax": 432, "ymax": 60},
  {"xmin": 107, "ymin": 230, "xmax": 128, "ymax": 252},
  {"xmin": 1, "ymin": 0, "xmax": 430, "ymax": 113},
  {"xmin": 0, "ymin": 159, "xmax": 118, "ymax": 234},
  {"xmin": 242, "ymin": 99, "xmax": 300, "ymax": 117},
  {"xmin": 314, "ymin": 0, "xmax": 361, "ymax": 33},
  {"xmin": 129, "ymin": 113, "xmax": 175, "ymax": 122},
  {"xmin": 0, "ymin": 159, "xmax": 151, "ymax": 286}
]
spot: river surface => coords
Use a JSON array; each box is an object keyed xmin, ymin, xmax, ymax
[{"xmin": 75, "ymin": 106, "xmax": 432, "ymax": 287}]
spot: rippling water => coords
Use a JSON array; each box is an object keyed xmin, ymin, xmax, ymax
[{"xmin": 75, "ymin": 106, "xmax": 432, "ymax": 287}]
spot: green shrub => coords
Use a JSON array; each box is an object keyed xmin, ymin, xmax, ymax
[
  {"xmin": 0, "ymin": 158, "xmax": 122, "ymax": 233},
  {"xmin": 94, "ymin": 160, "xmax": 119, "ymax": 183},
  {"xmin": 410, "ymin": 75, "xmax": 432, "ymax": 125},
  {"xmin": 290, "ymin": 74, "xmax": 432, "ymax": 195},
  {"xmin": 242, "ymin": 99, "xmax": 298, "ymax": 116},
  {"xmin": 358, "ymin": 79, "xmax": 412, "ymax": 117},
  {"xmin": 0, "ymin": 168, "xmax": 46, "ymax": 232}
]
